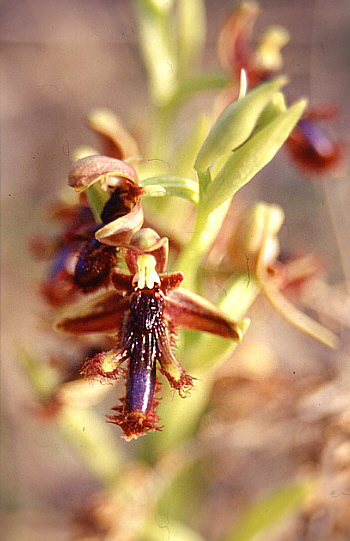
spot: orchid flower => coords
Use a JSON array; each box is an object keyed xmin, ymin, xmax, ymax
[{"xmin": 56, "ymin": 228, "xmax": 245, "ymax": 440}]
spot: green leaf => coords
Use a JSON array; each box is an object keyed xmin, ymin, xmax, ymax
[
  {"xmin": 197, "ymin": 167, "xmax": 211, "ymax": 194},
  {"xmin": 135, "ymin": 0, "xmax": 174, "ymax": 16},
  {"xmin": 167, "ymin": 71, "xmax": 230, "ymax": 110},
  {"xmin": 151, "ymin": 375, "xmax": 212, "ymax": 454},
  {"xmin": 18, "ymin": 348, "xmax": 59, "ymax": 401},
  {"xmin": 175, "ymin": 198, "xmax": 230, "ymax": 291},
  {"xmin": 18, "ymin": 348, "xmax": 123, "ymax": 486},
  {"xmin": 203, "ymin": 99, "xmax": 307, "ymax": 213},
  {"xmin": 140, "ymin": 175, "xmax": 199, "ymax": 204},
  {"xmin": 222, "ymin": 481, "xmax": 309, "ymax": 541},
  {"xmin": 194, "ymin": 76, "xmax": 288, "ymax": 172}
]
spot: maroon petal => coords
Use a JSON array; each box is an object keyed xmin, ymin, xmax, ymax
[
  {"xmin": 164, "ymin": 288, "xmax": 242, "ymax": 341},
  {"xmin": 111, "ymin": 272, "xmax": 133, "ymax": 292},
  {"xmin": 55, "ymin": 290, "xmax": 130, "ymax": 334}
]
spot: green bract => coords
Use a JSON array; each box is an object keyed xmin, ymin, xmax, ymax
[
  {"xmin": 189, "ymin": 274, "xmax": 257, "ymax": 370},
  {"xmin": 140, "ymin": 175, "xmax": 199, "ymax": 204},
  {"xmin": 194, "ymin": 76, "xmax": 288, "ymax": 172},
  {"xmin": 203, "ymin": 98, "xmax": 307, "ymax": 213},
  {"xmin": 253, "ymin": 91, "xmax": 287, "ymax": 131}
]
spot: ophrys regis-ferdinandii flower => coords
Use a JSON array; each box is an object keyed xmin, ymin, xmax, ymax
[{"xmin": 56, "ymin": 228, "xmax": 246, "ymax": 440}]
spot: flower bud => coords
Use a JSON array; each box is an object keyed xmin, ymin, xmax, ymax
[{"xmin": 229, "ymin": 202, "xmax": 285, "ymax": 273}]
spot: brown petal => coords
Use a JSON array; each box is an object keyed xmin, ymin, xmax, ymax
[
  {"xmin": 86, "ymin": 108, "xmax": 141, "ymax": 161},
  {"xmin": 55, "ymin": 290, "xmax": 130, "ymax": 334},
  {"xmin": 164, "ymin": 288, "xmax": 243, "ymax": 341},
  {"xmin": 160, "ymin": 272, "xmax": 184, "ymax": 293},
  {"xmin": 111, "ymin": 272, "xmax": 133, "ymax": 292},
  {"xmin": 68, "ymin": 155, "xmax": 139, "ymax": 192},
  {"xmin": 95, "ymin": 200, "xmax": 144, "ymax": 246}
]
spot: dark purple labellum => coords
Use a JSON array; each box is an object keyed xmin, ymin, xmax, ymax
[
  {"xmin": 74, "ymin": 238, "xmax": 116, "ymax": 293},
  {"xmin": 125, "ymin": 353, "xmax": 157, "ymax": 416},
  {"xmin": 298, "ymin": 119, "xmax": 334, "ymax": 157},
  {"xmin": 286, "ymin": 118, "xmax": 342, "ymax": 174},
  {"xmin": 123, "ymin": 289, "xmax": 164, "ymax": 416},
  {"xmin": 48, "ymin": 245, "xmax": 76, "ymax": 281}
]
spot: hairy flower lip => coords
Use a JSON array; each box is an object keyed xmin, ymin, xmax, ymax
[
  {"xmin": 55, "ymin": 277, "xmax": 243, "ymax": 343},
  {"xmin": 55, "ymin": 256, "xmax": 244, "ymax": 441},
  {"xmin": 107, "ymin": 408, "xmax": 162, "ymax": 440}
]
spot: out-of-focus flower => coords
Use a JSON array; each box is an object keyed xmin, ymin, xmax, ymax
[
  {"xmin": 229, "ymin": 202, "xmax": 285, "ymax": 274},
  {"xmin": 86, "ymin": 108, "xmax": 141, "ymax": 163},
  {"xmin": 217, "ymin": 1, "xmax": 343, "ymax": 176},
  {"xmin": 228, "ymin": 202, "xmax": 338, "ymax": 348},
  {"xmin": 285, "ymin": 106, "xmax": 344, "ymax": 175},
  {"xmin": 30, "ymin": 199, "xmax": 98, "ymax": 307},
  {"xmin": 218, "ymin": 1, "xmax": 289, "ymax": 90},
  {"xmin": 56, "ymin": 228, "xmax": 245, "ymax": 440},
  {"xmin": 32, "ymin": 111, "xmax": 145, "ymax": 309}
]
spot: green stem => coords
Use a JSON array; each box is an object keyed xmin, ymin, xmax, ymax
[
  {"xmin": 175, "ymin": 205, "xmax": 210, "ymax": 289},
  {"xmin": 166, "ymin": 71, "xmax": 229, "ymax": 110},
  {"xmin": 176, "ymin": 198, "xmax": 231, "ymax": 291},
  {"xmin": 149, "ymin": 72, "xmax": 229, "ymax": 164}
]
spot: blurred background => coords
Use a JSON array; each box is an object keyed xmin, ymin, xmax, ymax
[{"xmin": 1, "ymin": 1, "xmax": 350, "ymax": 540}]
